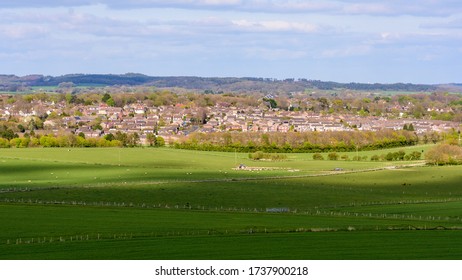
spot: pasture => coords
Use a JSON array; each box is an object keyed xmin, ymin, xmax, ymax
[{"xmin": 0, "ymin": 146, "xmax": 461, "ymax": 259}]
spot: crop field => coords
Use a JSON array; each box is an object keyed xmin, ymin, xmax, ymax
[{"xmin": 1, "ymin": 145, "xmax": 462, "ymax": 259}]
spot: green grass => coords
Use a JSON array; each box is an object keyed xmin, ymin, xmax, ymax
[
  {"xmin": 1, "ymin": 146, "xmax": 461, "ymax": 259},
  {"xmin": 0, "ymin": 146, "xmax": 433, "ymax": 188},
  {"xmin": 3, "ymin": 230, "xmax": 462, "ymax": 260},
  {"xmin": 1, "ymin": 204, "xmax": 462, "ymax": 260}
]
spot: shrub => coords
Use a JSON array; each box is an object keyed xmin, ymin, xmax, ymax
[
  {"xmin": 0, "ymin": 137, "xmax": 10, "ymax": 148},
  {"xmin": 328, "ymin": 152, "xmax": 339, "ymax": 160},
  {"xmin": 409, "ymin": 151, "xmax": 422, "ymax": 160},
  {"xmin": 313, "ymin": 153, "xmax": 324, "ymax": 160},
  {"xmin": 396, "ymin": 150, "xmax": 406, "ymax": 160},
  {"xmin": 371, "ymin": 155, "xmax": 380, "ymax": 161},
  {"xmin": 385, "ymin": 152, "xmax": 394, "ymax": 161},
  {"xmin": 155, "ymin": 136, "xmax": 165, "ymax": 147},
  {"xmin": 249, "ymin": 151, "xmax": 265, "ymax": 160}
]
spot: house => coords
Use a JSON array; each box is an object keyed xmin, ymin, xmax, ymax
[{"xmin": 76, "ymin": 127, "xmax": 102, "ymax": 138}]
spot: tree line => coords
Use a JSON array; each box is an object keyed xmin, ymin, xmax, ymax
[
  {"xmin": 173, "ymin": 130, "xmax": 419, "ymax": 153},
  {"xmin": 0, "ymin": 132, "xmax": 165, "ymax": 148},
  {"xmin": 311, "ymin": 150, "xmax": 422, "ymax": 161},
  {"xmin": 1, "ymin": 74, "xmax": 441, "ymax": 92}
]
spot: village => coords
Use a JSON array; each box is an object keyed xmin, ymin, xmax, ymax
[{"xmin": 0, "ymin": 92, "xmax": 459, "ymax": 146}]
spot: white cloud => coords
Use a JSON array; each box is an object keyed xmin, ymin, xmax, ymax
[
  {"xmin": 1, "ymin": 1, "xmax": 462, "ymax": 82},
  {"xmin": 232, "ymin": 19, "xmax": 320, "ymax": 33}
]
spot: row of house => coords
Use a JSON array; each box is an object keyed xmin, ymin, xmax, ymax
[{"xmin": 1, "ymin": 100, "xmax": 460, "ymax": 144}]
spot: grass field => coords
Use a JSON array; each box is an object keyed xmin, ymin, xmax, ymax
[{"xmin": 1, "ymin": 146, "xmax": 461, "ymax": 259}]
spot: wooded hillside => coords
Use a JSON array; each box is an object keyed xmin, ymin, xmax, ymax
[{"xmin": 1, "ymin": 74, "xmax": 452, "ymax": 93}]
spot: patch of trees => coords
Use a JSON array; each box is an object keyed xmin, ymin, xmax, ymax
[
  {"xmin": 146, "ymin": 133, "xmax": 165, "ymax": 147},
  {"xmin": 173, "ymin": 130, "xmax": 418, "ymax": 153},
  {"xmin": 310, "ymin": 150, "xmax": 422, "ymax": 161},
  {"xmin": 249, "ymin": 151, "xmax": 287, "ymax": 161},
  {"xmin": 403, "ymin": 123, "xmax": 415, "ymax": 131},
  {"xmin": 0, "ymin": 134, "xmax": 121, "ymax": 148},
  {"xmin": 0, "ymin": 125, "xmax": 18, "ymax": 140},
  {"xmin": 34, "ymin": 73, "xmax": 154, "ymax": 87},
  {"xmin": 304, "ymin": 80, "xmax": 436, "ymax": 92},
  {"xmin": 426, "ymin": 144, "xmax": 462, "ymax": 165},
  {"xmin": 371, "ymin": 150, "xmax": 422, "ymax": 161},
  {"xmin": 0, "ymin": 133, "xmax": 165, "ymax": 148}
]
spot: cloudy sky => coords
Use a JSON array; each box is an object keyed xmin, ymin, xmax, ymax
[{"xmin": 1, "ymin": 0, "xmax": 462, "ymax": 83}]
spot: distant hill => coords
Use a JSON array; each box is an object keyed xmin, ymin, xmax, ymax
[{"xmin": 1, "ymin": 73, "xmax": 457, "ymax": 93}]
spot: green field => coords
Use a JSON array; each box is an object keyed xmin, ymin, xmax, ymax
[{"xmin": 1, "ymin": 146, "xmax": 461, "ymax": 259}]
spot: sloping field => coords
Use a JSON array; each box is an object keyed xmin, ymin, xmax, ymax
[{"xmin": 0, "ymin": 146, "xmax": 461, "ymax": 259}]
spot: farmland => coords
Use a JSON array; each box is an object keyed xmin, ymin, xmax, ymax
[{"xmin": 1, "ymin": 146, "xmax": 462, "ymax": 259}]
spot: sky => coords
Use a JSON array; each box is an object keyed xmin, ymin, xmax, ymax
[{"xmin": 1, "ymin": 0, "xmax": 462, "ymax": 84}]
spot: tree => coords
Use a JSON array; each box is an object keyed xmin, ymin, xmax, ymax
[
  {"xmin": 91, "ymin": 123, "xmax": 103, "ymax": 131},
  {"xmin": 104, "ymin": 133, "xmax": 115, "ymax": 141},
  {"xmin": 17, "ymin": 124, "xmax": 26, "ymax": 133},
  {"xmin": 263, "ymin": 98, "xmax": 278, "ymax": 109},
  {"xmin": 426, "ymin": 144, "xmax": 462, "ymax": 165},
  {"xmin": 115, "ymin": 131, "xmax": 127, "ymax": 146},
  {"xmin": 0, "ymin": 125, "xmax": 18, "ymax": 140},
  {"xmin": 146, "ymin": 132, "xmax": 156, "ymax": 146},
  {"xmin": 411, "ymin": 104, "xmax": 425, "ymax": 118},
  {"xmin": 39, "ymin": 135, "xmax": 58, "ymax": 147},
  {"xmin": 155, "ymin": 136, "xmax": 165, "ymax": 147},
  {"xmin": 106, "ymin": 97, "xmax": 115, "ymax": 107},
  {"xmin": 9, "ymin": 138, "xmax": 22, "ymax": 148},
  {"xmin": 65, "ymin": 93, "xmax": 77, "ymax": 104},
  {"xmin": 102, "ymin": 93, "xmax": 111, "ymax": 103},
  {"xmin": 403, "ymin": 123, "xmax": 415, "ymax": 131},
  {"xmin": 126, "ymin": 132, "xmax": 140, "ymax": 147}
]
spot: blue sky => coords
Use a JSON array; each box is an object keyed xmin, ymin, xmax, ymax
[{"xmin": 1, "ymin": 0, "xmax": 462, "ymax": 83}]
